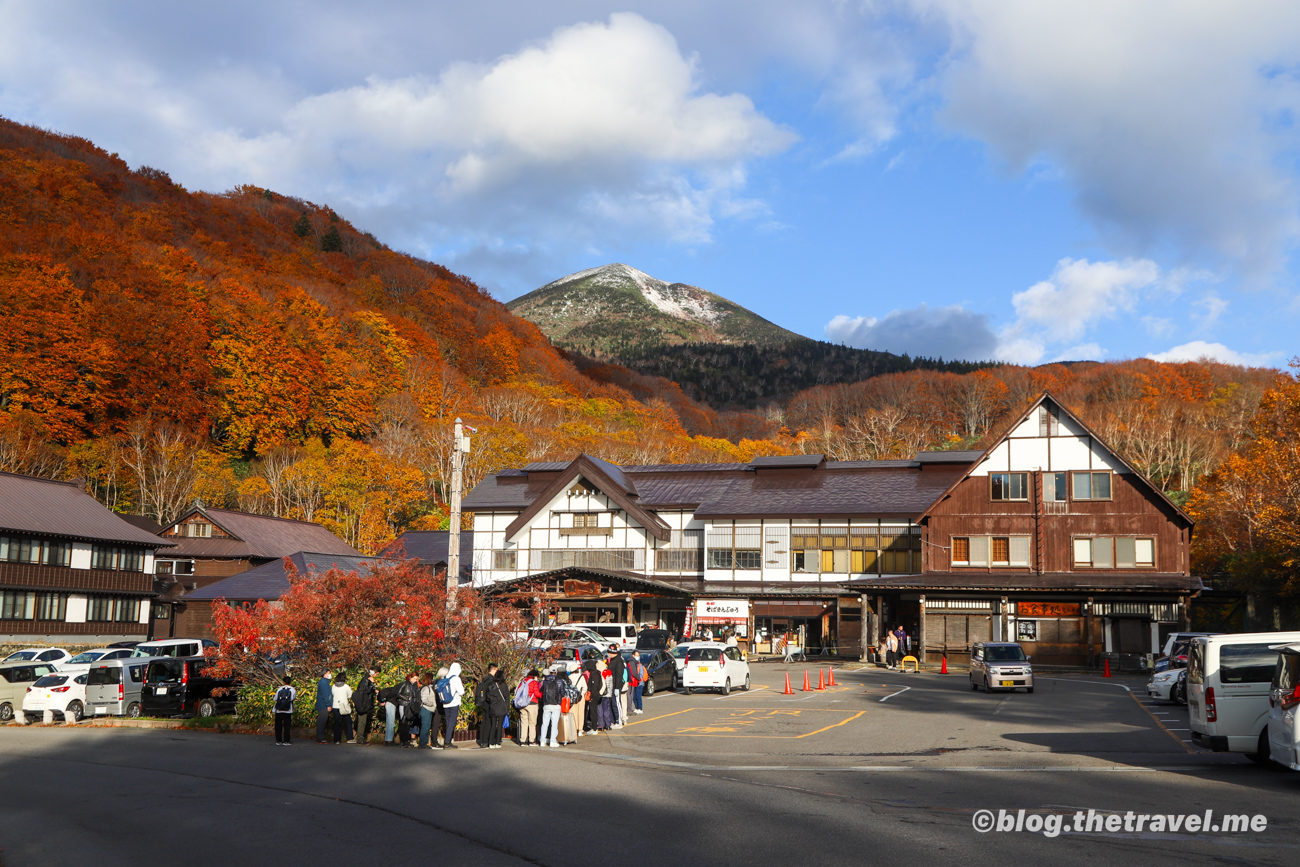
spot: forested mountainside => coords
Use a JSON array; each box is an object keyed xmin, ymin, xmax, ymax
[
  {"xmin": 612, "ymin": 340, "xmax": 992, "ymax": 408},
  {"xmin": 0, "ymin": 115, "xmax": 1293, "ymax": 597}
]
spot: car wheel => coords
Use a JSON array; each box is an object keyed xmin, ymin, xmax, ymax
[
  {"xmin": 722, "ymin": 679, "xmax": 731, "ymax": 696},
  {"xmin": 983, "ymin": 676, "xmax": 992, "ymax": 693},
  {"xmin": 1250, "ymin": 729, "xmax": 1272, "ymax": 766},
  {"xmin": 743, "ymin": 674, "xmax": 751, "ymax": 691},
  {"xmin": 1026, "ymin": 687, "xmax": 1034, "ymax": 694},
  {"xmin": 644, "ymin": 678, "xmax": 655, "ymax": 697},
  {"xmin": 126, "ymin": 702, "xmax": 142, "ymax": 719},
  {"xmin": 683, "ymin": 686, "xmax": 692, "ymax": 696},
  {"xmin": 67, "ymin": 701, "xmax": 84, "ymax": 722},
  {"xmin": 0, "ymin": 703, "xmax": 12, "ymax": 722},
  {"xmin": 198, "ymin": 699, "xmax": 217, "ymax": 718},
  {"xmin": 970, "ymin": 678, "xmax": 978, "ymax": 690}
]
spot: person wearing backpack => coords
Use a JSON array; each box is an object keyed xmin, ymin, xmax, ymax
[
  {"xmin": 581, "ymin": 659, "xmax": 601, "ymax": 734},
  {"xmin": 630, "ymin": 655, "xmax": 647, "ymax": 714},
  {"xmin": 438, "ymin": 663, "xmax": 465, "ymax": 749},
  {"xmin": 273, "ymin": 676, "xmax": 296, "ymax": 745},
  {"xmin": 606, "ymin": 646, "xmax": 627, "ymax": 728},
  {"xmin": 567, "ymin": 666, "xmax": 587, "ymax": 740},
  {"xmin": 480, "ymin": 664, "xmax": 509, "ymax": 749},
  {"xmin": 331, "ymin": 673, "xmax": 355, "ymax": 744},
  {"xmin": 538, "ymin": 668, "xmax": 564, "ymax": 748},
  {"xmin": 514, "ymin": 669, "xmax": 541, "ymax": 746},
  {"xmin": 474, "ymin": 670, "xmax": 492, "ymax": 748}
]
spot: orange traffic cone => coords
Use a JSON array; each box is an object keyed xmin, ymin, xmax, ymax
[
  {"xmin": 782, "ymin": 672, "xmax": 794, "ymax": 695},
  {"xmin": 816, "ymin": 669, "xmax": 826, "ymax": 690},
  {"xmin": 1103, "ymin": 658, "xmax": 1112, "ymax": 678},
  {"xmin": 828, "ymin": 668, "xmax": 837, "ymax": 686},
  {"xmin": 941, "ymin": 656, "xmax": 948, "ymax": 675},
  {"xmin": 802, "ymin": 670, "xmax": 812, "ymax": 691}
]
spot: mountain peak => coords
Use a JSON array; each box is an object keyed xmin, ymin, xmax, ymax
[{"xmin": 509, "ymin": 264, "xmax": 799, "ymax": 356}]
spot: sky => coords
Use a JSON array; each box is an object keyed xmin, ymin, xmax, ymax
[{"xmin": 2, "ymin": 1, "xmax": 1299, "ymax": 366}]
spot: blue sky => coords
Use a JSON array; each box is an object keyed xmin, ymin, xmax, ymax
[{"xmin": 2, "ymin": 1, "xmax": 1298, "ymax": 366}]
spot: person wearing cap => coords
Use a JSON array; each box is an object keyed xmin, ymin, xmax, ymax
[{"xmin": 605, "ymin": 645, "xmax": 627, "ymax": 729}]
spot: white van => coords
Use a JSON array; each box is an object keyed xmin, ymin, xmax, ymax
[
  {"xmin": 1188, "ymin": 631, "xmax": 1300, "ymax": 760},
  {"xmin": 1265, "ymin": 642, "xmax": 1300, "ymax": 771},
  {"xmin": 568, "ymin": 623, "xmax": 638, "ymax": 651}
]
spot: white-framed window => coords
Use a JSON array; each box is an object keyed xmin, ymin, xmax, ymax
[
  {"xmin": 493, "ymin": 550, "xmax": 517, "ymax": 569},
  {"xmin": 991, "ymin": 472, "xmax": 1029, "ymax": 501},
  {"xmin": 1043, "ymin": 472, "xmax": 1067, "ymax": 502},
  {"xmin": 1072, "ymin": 471, "xmax": 1112, "ymax": 501},
  {"xmin": 952, "ymin": 535, "xmax": 1031, "ymax": 568},
  {"xmin": 707, "ymin": 523, "xmax": 762, "ymax": 570},
  {"xmin": 1075, "ymin": 537, "xmax": 1154, "ymax": 568}
]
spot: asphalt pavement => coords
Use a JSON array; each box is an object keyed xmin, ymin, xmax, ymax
[{"xmin": 1, "ymin": 664, "xmax": 1295, "ymax": 867}]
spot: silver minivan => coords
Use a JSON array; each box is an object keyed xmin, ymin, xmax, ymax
[
  {"xmin": 85, "ymin": 658, "xmax": 153, "ymax": 718},
  {"xmin": 970, "ymin": 642, "xmax": 1035, "ymax": 693}
]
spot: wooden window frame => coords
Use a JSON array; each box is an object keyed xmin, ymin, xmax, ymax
[
  {"xmin": 990, "ymin": 472, "xmax": 1029, "ymax": 502},
  {"xmin": 1071, "ymin": 471, "xmax": 1113, "ymax": 501}
]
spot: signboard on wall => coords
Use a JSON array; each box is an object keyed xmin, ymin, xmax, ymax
[
  {"xmin": 1016, "ymin": 602, "xmax": 1080, "ymax": 618},
  {"xmin": 1016, "ymin": 619, "xmax": 1039, "ymax": 642},
  {"xmin": 695, "ymin": 598, "xmax": 750, "ymax": 623}
]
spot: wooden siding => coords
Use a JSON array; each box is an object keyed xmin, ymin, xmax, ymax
[
  {"xmin": 923, "ymin": 471, "xmax": 1187, "ymax": 575},
  {"xmin": 0, "ymin": 619, "xmax": 147, "ymax": 636},
  {"xmin": 194, "ymin": 558, "xmax": 253, "ymax": 579},
  {"xmin": 0, "ymin": 562, "xmax": 153, "ymax": 594}
]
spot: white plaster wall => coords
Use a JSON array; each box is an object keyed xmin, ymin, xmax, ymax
[
  {"xmin": 1048, "ymin": 436, "xmax": 1094, "ymax": 472},
  {"xmin": 1008, "ymin": 437, "xmax": 1050, "ymax": 471},
  {"xmin": 65, "ymin": 595, "xmax": 87, "ymax": 623},
  {"xmin": 70, "ymin": 542, "xmax": 92, "ymax": 570}
]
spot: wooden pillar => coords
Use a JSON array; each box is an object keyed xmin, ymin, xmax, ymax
[
  {"xmin": 918, "ymin": 595, "xmax": 927, "ymax": 664},
  {"xmin": 1085, "ymin": 596, "xmax": 1094, "ymax": 668}
]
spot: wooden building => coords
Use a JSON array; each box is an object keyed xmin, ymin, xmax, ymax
[{"xmin": 0, "ymin": 472, "xmax": 170, "ymax": 645}]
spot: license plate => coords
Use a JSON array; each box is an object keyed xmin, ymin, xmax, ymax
[
  {"xmin": 1001, "ymin": 680, "xmax": 1016, "ymax": 687},
  {"xmin": 155, "ymin": 687, "xmax": 168, "ymax": 695},
  {"xmin": 95, "ymin": 706, "xmax": 108, "ymax": 715},
  {"xmin": 698, "ymin": 666, "xmax": 709, "ymax": 672}
]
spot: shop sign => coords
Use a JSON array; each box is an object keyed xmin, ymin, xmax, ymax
[
  {"xmin": 563, "ymin": 579, "xmax": 602, "ymax": 597},
  {"xmin": 1016, "ymin": 620, "xmax": 1039, "ymax": 642},
  {"xmin": 695, "ymin": 598, "xmax": 750, "ymax": 623},
  {"xmin": 1016, "ymin": 601, "xmax": 1080, "ymax": 618}
]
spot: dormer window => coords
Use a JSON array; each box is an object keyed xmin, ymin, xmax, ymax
[
  {"xmin": 573, "ymin": 513, "xmax": 599, "ymax": 529},
  {"xmin": 184, "ymin": 522, "xmax": 212, "ymax": 538}
]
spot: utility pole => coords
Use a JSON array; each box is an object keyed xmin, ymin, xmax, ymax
[{"xmin": 447, "ymin": 418, "xmax": 474, "ymax": 603}]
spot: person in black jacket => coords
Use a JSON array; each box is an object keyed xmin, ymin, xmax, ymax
[
  {"xmin": 605, "ymin": 646, "xmax": 627, "ymax": 728},
  {"xmin": 582, "ymin": 658, "xmax": 602, "ymax": 733},
  {"xmin": 378, "ymin": 682, "xmax": 402, "ymax": 745},
  {"xmin": 474, "ymin": 667, "xmax": 492, "ymax": 748},
  {"xmin": 397, "ymin": 672, "xmax": 420, "ymax": 746},
  {"xmin": 484, "ymin": 664, "xmax": 510, "ymax": 749},
  {"xmin": 354, "ymin": 667, "xmax": 377, "ymax": 744}
]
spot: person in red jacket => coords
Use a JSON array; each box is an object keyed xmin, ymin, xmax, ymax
[{"xmin": 517, "ymin": 669, "xmax": 542, "ymax": 746}]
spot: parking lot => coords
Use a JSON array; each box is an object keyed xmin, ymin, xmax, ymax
[{"xmin": 1, "ymin": 663, "xmax": 1295, "ymax": 867}]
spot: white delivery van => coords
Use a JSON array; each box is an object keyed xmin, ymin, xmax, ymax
[
  {"xmin": 568, "ymin": 623, "xmax": 638, "ymax": 651},
  {"xmin": 1265, "ymin": 642, "xmax": 1300, "ymax": 771},
  {"xmin": 1188, "ymin": 631, "xmax": 1300, "ymax": 761}
]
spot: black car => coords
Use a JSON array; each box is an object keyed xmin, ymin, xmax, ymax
[
  {"xmin": 635, "ymin": 629, "xmax": 672, "ymax": 651},
  {"xmin": 627, "ymin": 649, "xmax": 677, "ymax": 695},
  {"xmin": 141, "ymin": 657, "xmax": 238, "ymax": 718}
]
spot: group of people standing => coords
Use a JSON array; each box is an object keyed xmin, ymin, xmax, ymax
[
  {"xmin": 879, "ymin": 625, "xmax": 910, "ymax": 669},
  {"xmin": 271, "ymin": 645, "xmax": 650, "ymax": 749}
]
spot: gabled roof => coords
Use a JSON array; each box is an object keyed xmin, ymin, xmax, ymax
[
  {"xmin": 478, "ymin": 566, "xmax": 691, "ymax": 597},
  {"xmin": 184, "ymin": 552, "xmax": 384, "ymax": 601},
  {"xmin": 916, "ymin": 392, "xmax": 1194, "ymax": 526},
  {"xmin": 0, "ymin": 472, "xmax": 173, "ymax": 547},
  {"xmin": 162, "ymin": 506, "xmax": 360, "ymax": 560},
  {"xmin": 499, "ymin": 454, "xmax": 671, "ymax": 543},
  {"xmin": 381, "ymin": 531, "xmax": 474, "ymax": 583}
]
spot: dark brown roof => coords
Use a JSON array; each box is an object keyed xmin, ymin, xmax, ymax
[
  {"xmin": 0, "ymin": 472, "xmax": 173, "ymax": 547},
  {"xmin": 748, "ymin": 454, "xmax": 825, "ymax": 469},
  {"xmin": 162, "ymin": 507, "xmax": 359, "ymax": 560},
  {"xmin": 185, "ymin": 552, "xmax": 385, "ymax": 601},
  {"xmin": 479, "ymin": 567, "xmax": 691, "ymax": 596},
  {"xmin": 844, "ymin": 572, "xmax": 1203, "ymax": 593},
  {"xmin": 500, "ymin": 455, "xmax": 671, "ymax": 543},
  {"xmin": 693, "ymin": 465, "xmax": 966, "ymax": 518},
  {"xmin": 915, "ymin": 450, "xmax": 985, "ymax": 464},
  {"xmin": 118, "ymin": 514, "xmax": 164, "ymax": 534}
]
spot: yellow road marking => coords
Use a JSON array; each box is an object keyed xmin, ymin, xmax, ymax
[
  {"xmin": 612, "ymin": 707, "xmax": 866, "ymax": 739},
  {"xmin": 621, "ymin": 708, "xmax": 694, "ymax": 728},
  {"xmin": 1128, "ymin": 691, "xmax": 1196, "ymax": 754}
]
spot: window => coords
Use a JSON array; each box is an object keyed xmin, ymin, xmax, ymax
[
  {"xmin": 572, "ymin": 513, "xmax": 599, "ymax": 528},
  {"xmin": 952, "ymin": 535, "xmax": 1030, "ymax": 567},
  {"xmin": 990, "ymin": 472, "xmax": 1028, "ymax": 501},
  {"xmin": 86, "ymin": 595, "xmax": 141, "ymax": 623},
  {"xmin": 706, "ymin": 524, "xmax": 761, "ymax": 571},
  {"xmin": 1039, "ymin": 406, "xmax": 1060, "ymax": 437},
  {"xmin": 1043, "ymin": 472, "xmax": 1067, "ymax": 502},
  {"xmin": 0, "ymin": 591, "xmax": 67, "ymax": 621},
  {"xmin": 184, "ymin": 522, "xmax": 212, "ymax": 538},
  {"xmin": 91, "ymin": 545, "xmax": 144, "ymax": 572},
  {"xmin": 791, "ymin": 525, "xmax": 917, "ymax": 574},
  {"xmin": 1220, "ymin": 643, "xmax": 1281, "ymax": 684},
  {"xmin": 155, "ymin": 560, "xmax": 174, "ymax": 575},
  {"xmin": 656, "ymin": 530, "xmax": 703, "ymax": 571},
  {"xmin": 1077, "ymin": 536, "xmax": 1154, "ymax": 568},
  {"xmin": 0, "ymin": 535, "xmax": 72, "ymax": 567},
  {"xmin": 1072, "ymin": 471, "xmax": 1112, "ymax": 500},
  {"xmin": 492, "ymin": 550, "xmax": 517, "ymax": 569},
  {"xmin": 152, "ymin": 604, "xmax": 171, "ymax": 620}
]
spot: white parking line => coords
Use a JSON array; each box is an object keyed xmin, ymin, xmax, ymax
[{"xmin": 879, "ymin": 686, "xmax": 911, "ymax": 703}]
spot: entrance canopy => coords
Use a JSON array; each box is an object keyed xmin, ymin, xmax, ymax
[{"xmin": 480, "ymin": 567, "xmax": 692, "ymax": 602}]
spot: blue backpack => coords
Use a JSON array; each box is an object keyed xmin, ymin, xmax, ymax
[{"xmin": 435, "ymin": 677, "xmax": 453, "ymax": 705}]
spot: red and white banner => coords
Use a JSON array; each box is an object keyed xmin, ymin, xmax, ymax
[{"xmin": 694, "ymin": 598, "xmax": 750, "ymax": 624}]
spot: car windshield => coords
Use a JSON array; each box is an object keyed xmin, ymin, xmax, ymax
[
  {"xmin": 687, "ymin": 648, "xmax": 722, "ymax": 662},
  {"xmin": 986, "ymin": 646, "xmax": 1027, "ymax": 662},
  {"xmin": 66, "ymin": 652, "xmax": 107, "ymax": 665},
  {"xmin": 671, "ymin": 646, "xmax": 691, "ymax": 659},
  {"xmin": 146, "ymin": 660, "xmax": 184, "ymax": 683},
  {"xmin": 4, "ymin": 651, "xmax": 36, "ymax": 661},
  {"xmin": 33, "ymin": 675, "xmax": 68, "ymax": 688}
]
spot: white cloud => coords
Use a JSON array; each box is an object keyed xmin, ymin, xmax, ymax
[
  {"xmin": 912, "ymin": 0, "xmax": 1300, "ymax": 276},
  {"xmin": 826, "ymin": 303, "xmax": 999, "ymax": 360},
  {"xmin": 1145, "ymin": 341, "xmax": 1282, "ymax": 367}
]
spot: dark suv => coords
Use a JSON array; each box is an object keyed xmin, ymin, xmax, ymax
[{"xmin": 141, "ymin": 657, "xmax": 238, "ymax": 718}]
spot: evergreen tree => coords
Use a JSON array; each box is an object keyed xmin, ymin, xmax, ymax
[
  {"xmin": 293, "ymin": 213, "xmax": 311, "ymax": 237},
  {"xmin": 320, "ymin": 225, "xmax": 343, "ymax": 252}
]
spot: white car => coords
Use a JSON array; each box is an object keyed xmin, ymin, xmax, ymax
[
  {"xmin": 1266, "ymin": 642, "xmax": 1300, "ymax": 770},
  {"xmin": 58, "ymin": 648, "xmax": 141, "ymax": 673},
  {"xmin": 3, "ymin": 648, "xmax": 72, "ymax": 668},
  {"xmin": 681, "ymin": 643, "xmax": 750, "ymax": 695},
  {"xmin": 526, "ymin": 626, "xmax": 605, "ymax": 650},
  {"xmin": 23, "ymin": 672, "xmax": 89, "ymax": 722},
  {"xmin": 670, "ymin": 643, "xmax": 698, "ymax": 681},
  {"xmin": 1147, "ymin": 666, "xmax": 1184, "ymax": 702}
]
